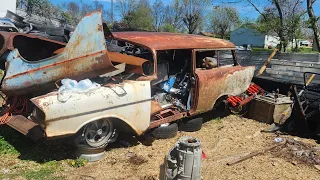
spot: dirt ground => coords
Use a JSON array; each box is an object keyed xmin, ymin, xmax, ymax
[{"xmin": 53, "ymin": 115, "xmax": 320, "ymax": 180}]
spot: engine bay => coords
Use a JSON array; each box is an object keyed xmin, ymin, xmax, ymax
[{"xmin": 151, "ymin": 50, "xmax": 193, "ymax": 113}]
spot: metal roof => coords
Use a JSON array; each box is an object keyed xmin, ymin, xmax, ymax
[{"xmin": 112, "ymin": 31, "xmax": 235, "ymax": 50}]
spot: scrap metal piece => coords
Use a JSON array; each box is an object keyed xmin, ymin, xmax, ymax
[
  {"xmin": 161, "ymin": 136, "xmax": 202, "ymax": 180},
  {"xmin": 108, "ymin": 51, "xmax": 151, "ymax": 75},
  {"xmin": 1, "ymin": 11, "xmax": 117, "ymax": 96},
  {"xmin": 195, "ymin": 65, "xmax": 255, "ymax": 113},
  {"xmin": 0, "ymin": 31, "xmax": 65, "ymax": 60},
  {"xmin": 6, "ymin": 115, "xmax": 45, "ymax": 141}
]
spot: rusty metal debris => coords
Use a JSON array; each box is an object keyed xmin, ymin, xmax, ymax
[
  {"xmin": 0, "ymin": 31, "xmax": 65, "ymax": 60},
  {"xmin": 1, "ymin": 11, "xmax": 117, "ymax": 96}
]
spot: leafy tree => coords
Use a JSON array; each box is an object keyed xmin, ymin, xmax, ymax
[
  {"xmin": 116, "ymin": 0, "xmax": 137, "ymax": 20},
  {"xmin": 152, "ymin": 0, "xmax": 166, "ymax": 32},
  {"xmin": 307, "ymin": 0, "xmax": 320, "ymax": 52},
  {"xmin": 211, "ymin": 6, "xmax": 241, "ymax": 39},
  {"xmin": 162, "ymin": 23, "xmax": 177, "ymax": 32},
  {"xmin": 162, "ymin": 0, "xmax": 184, "ymax": 32},
  {"xmin": 123, "ymin": 0, "xmax": 153, "ymax": 31},
  {"xmin": 179, "ymin": 0, "xmax": 211, "ymax": 34},
  {"xmin": 246, "ymin": 0, "xmax": 305, "ymax": 52},
  {"xmin": 18, "ymin": 0, "xmax": 62, "ymax": 20}
]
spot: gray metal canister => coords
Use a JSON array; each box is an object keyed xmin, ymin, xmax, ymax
[{"xmin": 163, "ymin": 136, "xmax": 202, "ymax": 180}]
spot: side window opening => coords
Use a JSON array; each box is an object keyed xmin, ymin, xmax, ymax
[
  {"xmin": 196, "ymin": 50, "xmax": 237, "ymax": 69},
  {"xmin": 196, "ymin": 50, "xmax": 219, "ymax": 69},
  {"xmin": 219, "ymin": 50, "xmax": 236, "ymax": 66}
]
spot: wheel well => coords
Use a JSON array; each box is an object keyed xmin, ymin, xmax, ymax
[
  {"xmin": 213, "ymin": 95, "xmax": 228, "ymax": 108},
  {"xmin": 109, "ymin": 118, "xmax": 136, "ymax": 135},
  {"xmin": 74, "ymin": 117, "xmax": 138, "ymax": 137}
]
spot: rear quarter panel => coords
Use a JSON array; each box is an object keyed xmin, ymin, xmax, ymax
[{"xmin": 195, "ymin": 65, "xmax": 255, "ymax": 113}]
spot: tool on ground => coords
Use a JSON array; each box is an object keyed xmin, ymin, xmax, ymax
[{"xmin": 227, "ymin": 140, "xmax": 286, "ymax": 165}]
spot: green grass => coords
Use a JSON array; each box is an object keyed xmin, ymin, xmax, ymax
[
  {"xmin": 24, "ymin": 161, "xmax": 61, "ymax": 180},
  {"xmin": 252, "ymin": 47, "xmax": 275, "ymax": 52},
  {"xmin": 294, "ymin": 47, "xmax": 319, "ymax": 54},
  {"xmin": 1, "ymin": 160, "xmax": 65, "ymax": 180},
  {"xmin": 252, "ymin": 47, "xmax": 319, "ymax": 54},
  {"xmin": 0, "ymin": 126, "xmax": 21, "ymax": 155},
  {"xmin": 0, "ymin": 125, "xmax": 73, "ymax": 179}
]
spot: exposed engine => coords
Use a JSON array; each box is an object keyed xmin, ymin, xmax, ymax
[{"xmin": 152, "ymin": 62, "xmax": 192, "ymax": 111}]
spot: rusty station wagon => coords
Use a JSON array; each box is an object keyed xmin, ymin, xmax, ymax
[{"xmin": 1, "ymin": 11, "xmax": 254, "ymax": 148}]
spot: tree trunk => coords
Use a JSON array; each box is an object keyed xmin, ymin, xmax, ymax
[
  {"xmin": 307, "ymin": 0, "xmax": 320, "ymax": 53},
  {"xmin": 274, "ymin": 0, "xmax": 286, "ymax": 52}
]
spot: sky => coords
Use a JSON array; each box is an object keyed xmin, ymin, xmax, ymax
[{"xmin": 49, "ymin": 0, "xmax": 320, "ymax": 21}]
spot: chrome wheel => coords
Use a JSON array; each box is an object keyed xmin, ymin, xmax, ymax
[
  {"xmin": 85, "ymin": 119, "xmax": 113, "ymax": 148},
  {"xmin": 80, "ymin": 119, "xmax": 113, "ymax": 148}
]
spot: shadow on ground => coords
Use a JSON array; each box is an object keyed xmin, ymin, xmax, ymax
[
  {"xmin": 0, "ymin": 125, "xmax": 75, "ymax": 163},
  {"xmin": 0, "ymin": 104, "xmax": 231, "ymax": 163}
]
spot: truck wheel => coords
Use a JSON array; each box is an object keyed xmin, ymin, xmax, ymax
[
  {"xmin": 151, "ymin": 123, "xmax": 178, "ymax": 139},
  {"xmin": 75, "ymin": 145, "xmax": 106, "ymax": 162},
  {"xmin": 74, "ymin": 119, "xmax": 114, "ymax": 148},
  {"xmin": 179, "ymin": 117, "xmax": 203, "ymax": 132}
]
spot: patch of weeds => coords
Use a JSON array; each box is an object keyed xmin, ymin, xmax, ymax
[
  {"xmin": 0, "ymin": 126, "xmax": 20, "ymax": 155},
  {"xmin": 0, "ymin": 136, "xmax": 19, "ymax": 155},
  {"xmin": 24, "ymin": 167, "xmax": 55, "ymax": 180},
  {"xmin": 69, "ymin": 158, "xmax": 88, "ymax": 168},
  {"xmin": 23, "ymin": 160, "xmax": 62, "ymax": 180},
  {"xmin": 213, "ymin": 117, "xmax": 222, "ymax": 124}
]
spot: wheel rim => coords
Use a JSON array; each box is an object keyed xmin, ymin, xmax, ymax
[{"xmin": 84, "ymin": 119, "xmax": 113, "ymax": 148}]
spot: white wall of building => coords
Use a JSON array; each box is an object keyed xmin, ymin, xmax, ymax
[
  {"xmin": 230, "ymin": 27, "xmax": 266, "ymax": 47},
  {"xmin": 0, "ymin": 0, "xmax": 16, "ymax": 17},
  {"xmin": 264, "ymin": 35, "xmax": 280, "ymax": 48}
]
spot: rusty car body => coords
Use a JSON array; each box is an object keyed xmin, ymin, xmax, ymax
[{"xmin": 0, "ymin": 11, "xmax": 255, "ymax": 148}]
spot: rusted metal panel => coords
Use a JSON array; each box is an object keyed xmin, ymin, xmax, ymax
[
  {"xmin": 148, "ymin": 112, "xmax": 187, "ymax": 129},
  {"xmin": 30, "ymin": 80, "xmax": 151, "ymax": 137},
  {"xmin": 0, "ymin": 31, "xmax": 65, "ymax": 58},
  {"xmin": 108, "ymin": 51, "xmax": 152, "ymax": 75},
  {"xmin": 113, "ymin": 32, "xmax": 235, "ymax": 51},
  {"xmin": 6, "ymin": 115, "xmax": 45, "ymax": 141},
  {"xmin": 151, "ymin": 100, "xmax": 163, "ymax": 115},
  {"xmin": 1, "ymin": 11, "xmax": 117, "ymax": 96},
  {"xmin": 195, "ymin": 65, "xmax": 255, "ymax": 113}
]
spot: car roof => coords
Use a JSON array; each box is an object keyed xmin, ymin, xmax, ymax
[{"xmin": 112, "ymin": 31, "xmax": 235, "ymax": 51}]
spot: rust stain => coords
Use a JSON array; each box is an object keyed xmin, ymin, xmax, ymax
[
  {"xmin": 148, "ymin": 111, "xmax": 187, "ymax": 129},
  {"xmin": 5, "ymin": 50, "xmax": 106, "ymax": 80},
  {"xmin": 195, "ymin": 66, "xmax": 255, "ymax": 113},
  {"xmin": 113, "ymin": 32, "xmax": 235, "ymax": 50},
  {"xmin": 97, "ymin": 24, "xmax": 103, "ymax": 31},
  {"xmin": 108, "ymin": 51, "xmax": 151, "ymax": 75},
  {"xmin": 84, "ymin": 10, "xmax": 101, "ymax": 17},
  {"xmin": 0, "ymin": 31, "xmax": 65, "ymax": 57}
]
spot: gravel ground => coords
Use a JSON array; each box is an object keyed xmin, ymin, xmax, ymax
[{"xmin": 57, "ymin": 115, "xmax": 320, "ymax": 180}]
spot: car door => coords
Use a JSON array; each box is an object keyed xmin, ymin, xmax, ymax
[{"xmin": 193, "ymin": 49, "xmax": 255, "ymax": 114}]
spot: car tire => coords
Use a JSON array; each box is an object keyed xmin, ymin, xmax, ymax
[
  {"xmin": 75, "ymin": 144, "xmax": 106, "ymax": 162},
  {"xmin": 179, "ymin": 117, "xmax": 203, "ymax": 132},
  {"xmin": 73, "ymin": 119, "xmax": 114, "ymax": 148},
  {"xmin": 151, "ymin": 123, "xmax": 178, "ymax": 139}
]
